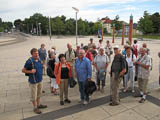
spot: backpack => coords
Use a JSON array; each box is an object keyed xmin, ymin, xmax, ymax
[
  {"xmin": 25, "ymin": 58, "xmax": 34, "ymax": 76},
  {"xmin": 120, "ymin": 55, "xmax": 128, "ymax": 75},
  {"xmin": 46, "ymin": 67, "xmax": 54, "ymax": 78}
]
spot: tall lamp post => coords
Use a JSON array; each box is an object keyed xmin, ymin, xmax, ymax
[
  {"xmin": 38, "ymin": 23, "xmax": 41, "ymax": 36},
  {"xmin": 72, "ymin": 7, "xmax": 79, "ymax": 46},
  {"xmin": 49, "ymin": 16, "xmax": 52, "ymax": 40}
]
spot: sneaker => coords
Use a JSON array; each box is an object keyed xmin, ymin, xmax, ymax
[
  {"xmin": 83, "ymin": 101, "xmax": 88, "ymax": 105},
  {"xmin": 78, "ymin": 100, "xmax": 84, "ymax": 104},
  {"xmin": 109, "ymin": 102, "xmax": 119, "ymax": 106},
  {"xmin": 38, "ymin": 104, "xmax": 47, "ymax": 109},
  {"xmin": 60, "ymin": 101, "xmax": 64, "ymax": 105},
  {"xmin": 139, "ymin": 98, "xmax": 146, "ymax": 103},
  {"xmin": 132, "ymin": 89, "xmax": 135, "ymax": 93},
  {"xmin": 34, "ymin": 108, "xmax": 42, "ymax": 114},
  {"xmin": 64, "ymin": 99, "xmax": 71, "ymax": 103},
  {"xmin": 134, "ymin": 94, "xmax": 143, "ymax": 97}
]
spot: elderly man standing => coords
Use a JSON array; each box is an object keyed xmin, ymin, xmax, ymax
[
  {"xmin": 93, "ymin": 47, "xmax": 109, "ymax": 92},
  {"xmin": 110, "ymin": 45, "xmax": 126, "ymax": 106},
  {"xmin": 65, "ymin": 43, "xmax": 76, "ymax": 78},
  {"xmin": 134, "ymin": 48, "xmax": 151, "ymax": 103},
  {"xmin": 88, "ymin": 38, "xmax": 95, "ymax": 51},
  {"xmin": 75, "ymin": 49, "xmax": 92, "ymax": 105}
]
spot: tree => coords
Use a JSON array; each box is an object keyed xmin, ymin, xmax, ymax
[
  {"xmin": 111, "ymin": 15, "xmax": 122, "ymax": 36},
  {"xmin": 150, "ymin": 12, "xmax": 160, "ymax": 33},
  {"xmin": 138, "ymin": 11, "xmax": 153, "ymax": 34}
]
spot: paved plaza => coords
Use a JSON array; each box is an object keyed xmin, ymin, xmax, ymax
[{"xmin": 0, "ymin": 33, "xmax": 160, "ymax": 120}]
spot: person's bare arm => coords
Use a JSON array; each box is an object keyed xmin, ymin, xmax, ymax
[{"xmin": 22, "ymin": 68, "xmax": 36, "ymax": 74}]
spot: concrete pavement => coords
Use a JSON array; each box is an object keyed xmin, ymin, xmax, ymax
[{"xmin": 0, "ymin": 33, "xmax": 160, "ymax": 120}]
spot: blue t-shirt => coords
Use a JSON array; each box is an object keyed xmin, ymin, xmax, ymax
[{"xmin": 24, "ymin": 57, "xmax": 43, "ymax": 84}]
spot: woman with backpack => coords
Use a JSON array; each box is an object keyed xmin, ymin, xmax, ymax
[{"xmin": 47, "ymin": 53, "xmax": 59, "ymax": 95}]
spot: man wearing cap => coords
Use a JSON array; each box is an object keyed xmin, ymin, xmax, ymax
[
  {"xmin": 65, "ymin": 43, "xmax": 77, "ymax": 78},
  {"xmin": 134, "ymin": 48, "xmax": 151, "ymax": 103},
  {"xmin": 88, "ymin": 38, "xmax": 96, "ymax": 51},
  {"xmin": 93, "ymin": 47, "xmax": 109, "ymax": 92},
  {"xmin": 110, "ymin": 45, "xmax": 126, "ymax": 106}
]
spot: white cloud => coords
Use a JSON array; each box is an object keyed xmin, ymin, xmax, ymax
[{"xmin": 0, "ymin": 0, "xmax": 154, "ymax": 23}]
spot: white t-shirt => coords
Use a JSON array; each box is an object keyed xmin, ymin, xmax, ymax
[{"xmin": 125, "ymin": 54, "xmax": 136, "ymax": 67}]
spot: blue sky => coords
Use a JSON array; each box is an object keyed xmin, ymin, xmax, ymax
[{"xmin": 0, "ymin": 0, "xmax": 160, "ymax": 23}]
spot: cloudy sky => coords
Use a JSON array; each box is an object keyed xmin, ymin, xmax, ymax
[{"xmin": 0, "ymin": 0, "xmax": 160, "ymax": 23}]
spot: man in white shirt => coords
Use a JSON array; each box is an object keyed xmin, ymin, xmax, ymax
[
  {"xmin": 93, "ymin": 47, "xmax": 109, "ymax": 92},
  {"xmin": 123, "ymin": 47, "xmax": 136, "ymax": 93}
]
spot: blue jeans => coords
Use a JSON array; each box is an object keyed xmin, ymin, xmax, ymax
[
  {"xmin": 124, "ymin": 67, "xmax": 135, "ymax": 89},
  {"xmin": 78, "ymin": 81, "xmax": 89, "ymax": 102}
]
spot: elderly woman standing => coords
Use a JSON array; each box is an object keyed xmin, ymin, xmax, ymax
[
  {"xmin": 54, "ymin": 54, "xmax": 72, "ymax": 105},
  {"xmin": 38, "ymin": 44, "xmax": 47, "ymax": 75},
  {"xmin": 48, "ymin": 53, "xmax": 59, "ymax": 95},
  {"xmin": 93, "ymin": 47, "xmax": 109, "ymax": 92}
]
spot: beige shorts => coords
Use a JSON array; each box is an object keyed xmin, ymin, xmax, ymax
[{"xmin": 30, "ymin": 82, "xmax": 43, "ymax": 102}]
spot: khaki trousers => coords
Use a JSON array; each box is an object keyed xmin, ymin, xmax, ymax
[
  {"xmin": 138, "ymin": 78, "xmax": 149, "ymax": 94},
  {"xmin": 59, "ymin": 79, "xmax": 68, "ymax": 101},
  {"xmin": 111, "ymin": 73, "xmax": 122, "ymax": 104}
]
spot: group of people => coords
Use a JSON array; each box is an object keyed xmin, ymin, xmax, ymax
[{"xmin": 22, "ymin": 38, "xmax": 153, "ymax": 114}]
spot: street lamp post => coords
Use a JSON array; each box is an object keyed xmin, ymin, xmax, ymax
[
  {"xmin": 38, "ymin": 23, "xmax": 41, "ymax": 36},
  {"xmin": 49, "ymin": 16, "xmax": 52, "ymax": 40},
  {"xmin": 72, "ymin": 7, "xmax": 79, "ymax": 46}
]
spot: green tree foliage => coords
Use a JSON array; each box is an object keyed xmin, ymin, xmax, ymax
[
  {"xmin": 138, "ymin": 11, "xmax": 153, "ymax": 34},
  {"xmin": 150, "ymin": 12, "xmax": 160, "ymax": 33},
  {"xmin": 0, "ymin": 18, "xmax": 13, "ymax": 32},
  {"xmin": 13, "ymin": 13, "xmax": 102, "ymax": 35},
  {"xmin": 111, "ymin": 15, "xmax": 122, "ymax": 35}
]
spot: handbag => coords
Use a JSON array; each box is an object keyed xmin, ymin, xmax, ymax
[{"xmin": 68, "ymin": 77, "xmax": 77, "ymax": 88}]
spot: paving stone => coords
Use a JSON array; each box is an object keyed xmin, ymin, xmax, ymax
[
  {"xmin": 101, "ymin": 103, "xmax": 128, "ymax": 116},
  {"xmin": 132, "ymin": 102, "xmax": 160, "ymax": 119},
  {"xmin": 72, "ymin": 107, "xmax": 110, "ymax": 120},
  {"xmin": 105, "ymin": 109, "xmax": 147, "ymax": 120},
  {"xmin": 0, "ymin": 109, "xmax": 23, "ymax": 120}
]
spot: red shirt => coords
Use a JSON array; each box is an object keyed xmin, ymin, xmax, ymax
[{"xmin": 86, "ymin": 51, "xmax": 93, "ymax": 62}]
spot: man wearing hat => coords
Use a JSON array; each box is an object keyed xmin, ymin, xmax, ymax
[
  {"xmin": 110, "ymin": 45, "xmax": 126, "ymax": 106},
  {"xmin": 88, "ymin": 38, "xmax": 96, "ymax": 51}
]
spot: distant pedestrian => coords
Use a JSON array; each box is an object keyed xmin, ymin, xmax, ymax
[
  {"xmin": 38, "ymin": 44, "xmax": 47, "ymax": 75},
  {"xmin": 88, "ymin": 38, "xmax": 95, "ymax": 51},
  {"xmin": 93, "ymin": 47, "xmax": 109, "ymax": 92},
  {"xmin": 54, "ymin": 54, "xmax": 72, "ymax": 105},
  {"xmin": 83, "ymin": 46, "xmax": 93, "ymax": 62},
  {"xmin": 97, "ymin": 39, "xmax": 103, "ymax": 49},
  {"xmin": 123, "ymin": 47, "xmax": 136, "ymax": 93},
  {"xmin": 75, "ymin": 49, "xmax": 92, "ymax": 105},
  {"xmin": 110, "ymin": 45, "xmax": 126, "ymax": 106},
  {"xmin": 65, "ymin": 43, "xmax": 77, "ymax": 79},
  {"xmin": 134, "ymin": 48, "xmax": 151, "ymax": 103},
  {"xmin": 132, "ymin": 40, "xmax": 138, "ymax": 58},
  {"xmin": 22, "ymin": 48, "xmax": 47, "ymax": 114},
  {"xmin": 105, "ymin": 40, "xmax": 112, "ymax": 62},
  {"xmin": 75, "ymin": 45, "xmax": 81, "ymax": 57}
]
